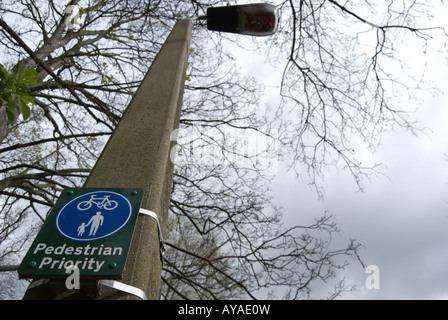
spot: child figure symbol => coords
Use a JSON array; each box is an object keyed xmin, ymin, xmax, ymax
[
  {"xmin": 78, "ymin": 211, "xmax": 104, "ymax": 237},
  {"xmin": 77, "ymin": 222, "xmax": 87, "ymax": 236}
]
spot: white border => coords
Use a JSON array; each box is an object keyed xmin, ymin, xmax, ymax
[{"xmin": 55, "ymin": 191, "xmax": 133, "ymax": 241}]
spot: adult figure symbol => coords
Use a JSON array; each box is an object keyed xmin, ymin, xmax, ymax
[{"xmin": 86, "ymin": 211, "xmax": 104, "ymax": 236}]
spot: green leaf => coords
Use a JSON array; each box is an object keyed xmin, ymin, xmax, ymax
[
  {"xmin": 0, "ymin": 64, "xmax": 9, "ymax": 79},
  {"xmin": 6, "ymin": 109, "xmax": 14, "ymax": 125},
  {"xmin": 14, "ymin": 91, "xmax": 35, "ymax": 104},
  {"xmin": 6, "ymin": 99, "xmax": 17, "ymax": 113},
  {"xmin": 2, "ymin": 91, "xmax": 13, "ymax": 106},
  {"xmin": 18, "ymin": 63, "xmax": 25, "ymax": 80},
  {"xmin": 22, "ymin": 66, "xmax": 37, "ymax": 80},
  {"xmin": 21, "ymin": 79, "xmax": 39, "ymax": 86},
  {"xmin": 19, "ymin": 99, "xmax": 30, "ymax": 120}
]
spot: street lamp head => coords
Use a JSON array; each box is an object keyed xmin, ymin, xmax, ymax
[{"xmin": 206, "ymin": 3, "xmax": 279, "ymax": 36}]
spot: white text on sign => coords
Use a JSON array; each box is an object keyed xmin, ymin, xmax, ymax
[{"xmin": 32, "ymin": 243, "xmax": 123, "ymax": 272}]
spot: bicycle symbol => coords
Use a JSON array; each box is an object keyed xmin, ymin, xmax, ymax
[{"xmin": 77, "ymin": 195, "xmax": 118, "ymax": 211}]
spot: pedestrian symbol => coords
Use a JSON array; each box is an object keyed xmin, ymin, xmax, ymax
[
  {"xmin": 77, "ymin": 222, "xmax": 87, "ymax": 236},
  {"xmin": 78, "ymin": 211, "xmax": 104, "ymax": 236},
  {"xmin": 55, "ymin": 191, "xmax": 133, "ymax": 241}
]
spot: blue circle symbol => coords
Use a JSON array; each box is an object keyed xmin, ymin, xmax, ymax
[{"xmin": 55, "ymin": 191, "xmax": 133, "ymax": 241}]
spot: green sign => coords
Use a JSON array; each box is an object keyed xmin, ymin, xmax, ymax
[{"xmin": 18, "ymin": 188, "xmax": 143, "ymax": 280}]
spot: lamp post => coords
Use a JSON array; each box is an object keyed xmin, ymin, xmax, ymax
[{"xmin": 21, "ymin": 4, "xmax": 279, "ymax": 300}]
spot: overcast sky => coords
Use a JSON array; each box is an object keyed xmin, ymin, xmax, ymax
[
  {"xmin": 234, "ymin": 0, "xmax": 448, "ymax": 300},
  {"xmin": 272, "ymin": 71, "xmax": 448, "ymax": 299},
  {"xmin": 6, "ymin": 1, "xmax": 448, "ymax": 301}
]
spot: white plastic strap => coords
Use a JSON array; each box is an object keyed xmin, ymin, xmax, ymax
[
  {"xmin": 28, "ymin": 279, "xmax": 147, "ymax": 300},
  {"xmin": 98, "ymin": 279, "xmax": 147, "ymax": 300},
  {"xmin": 96, "ymin": 209, "xmax": 164, "ymax": 300},
  {"xmin": 139, "ymin": 208, "xmax": 165, "ymax": 255}
]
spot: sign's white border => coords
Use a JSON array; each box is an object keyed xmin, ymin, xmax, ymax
[{"xmin": 55, "ymin": 191, "xmax": 133, "ymax": 241}]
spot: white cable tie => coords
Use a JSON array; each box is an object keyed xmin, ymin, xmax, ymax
[
  {"xmin": 139, "ymin": 208, "xmax": 166, "ymax": 255},
  {"xmin": 98, "ymin": 280, "xmax": 147, "ymax": 300}
]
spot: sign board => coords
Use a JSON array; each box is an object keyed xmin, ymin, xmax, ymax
[{"xmin": 18, "ymin": 188, "xmax": 143, "ymax": 280}]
